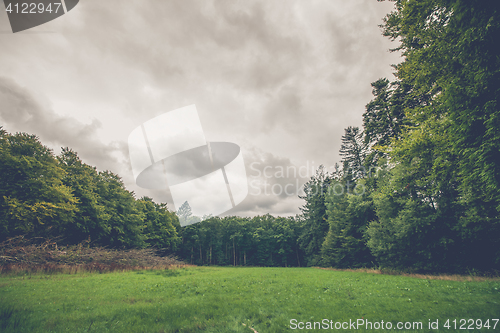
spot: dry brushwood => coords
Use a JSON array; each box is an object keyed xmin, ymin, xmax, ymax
[{"xmin": 0, "ymin": 236, "xmax": 189, "ymax": 274}]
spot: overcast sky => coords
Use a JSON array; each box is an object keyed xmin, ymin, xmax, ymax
[{"xmin": 0, "ymin": 0, "xmax": 401, "ymax": 217}]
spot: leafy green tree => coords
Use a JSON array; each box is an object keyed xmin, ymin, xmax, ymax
[
  {"xmin": 0, "ymin": 129, "xmax": 77, "ymax": 239},
  {"xmin": 251, "ymin": 215, "xmax": 277, "ymax": 266},
  {"xmin": 58, "ymin": 148, "xmax": 108, "ymax": 244},
  {"xmin": 137, "ymin": 197, "xmax": 180, "ymax": 250},
  {"xmin": 363, "ymin": 78, "xmax": 409, "ymax": 164},
  {"xmin": 322, "ymin": 180, "xmax": 375, "ymax": 268},
  {"xmin": 94, "ymin": 171, "xmax": 145, "ymax": 248},
  {"xmin": 376, "ymin": 0, "xmax": 500, "ymax": 271},
  {"xmin": 272, "ymin": 216, "xmax": 301, "ymax": 267},
  {"xmin": 365, "ymin": 159, "xmax": 459, "ymax": 272},
  {"xmin": 297, "ymin": 166, "xmax": 332, "ymax": 266},
  {"xmin": 339, "ymin": 127, "xmax": 367, "ymax": 181},
  {"xmin": 320, "ymin": 127, "xmax": 375, "ymax": 269}
]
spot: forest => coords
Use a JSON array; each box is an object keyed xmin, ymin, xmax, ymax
[{"xmin": 1, "ymin": 0, "xmax": 499, "ymax": 274}]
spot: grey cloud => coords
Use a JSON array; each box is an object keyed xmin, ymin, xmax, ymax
[
  {"xmin": 214, "ymin": 2, "xmax": 300, "ymax": 52},
  {"xmin": 0, "ymin": 0, "xmax": 401, "ymax": 217},
  {"xmin": 326, "ymin": 1, "xmax": 400, "ymax": 86},
  {"xmin": 221, "ymin": 147, "xmax": 310, "ymax": 216},
  {"xmin": 0, "ymin": 77, "xmax": 123, "ymax": 172},
  {"xmin": 68, "ymin": 0, "xmax": 304, "ymax": 93},
  {"xmin": 261, "ymin": 84, "xmax": 303, "ymax": 132}
]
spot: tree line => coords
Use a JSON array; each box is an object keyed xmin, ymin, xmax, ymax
[
  {"xmin": 0, "ymin": 129, "xmax": 180, "ymax": 250},
  {"xmin": 1, "ymin": 0, "xmax": 498, "ymax": 273},
  {"xmin": 177, "ymin": 214, "xmax": 304, "ymax": 267}
]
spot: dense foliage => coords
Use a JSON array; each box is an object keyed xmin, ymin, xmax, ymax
[
  {"xmin": 363, "ymin": 0, "xmax": 500, "ymax": 272},
  {"xmin": 322, "ymin": 0, "xmax": 500, "ymax": 272},
  {"xmin": 1, "ymin": 0, "xmax": 498, "ymax": 273},
  {"xmin": 0, "ymin": 128, "xmax": 181, "ymax": 250},
  {"xmin": 178, "ymin": 215, "xmax": 304, "ymax": 267}
]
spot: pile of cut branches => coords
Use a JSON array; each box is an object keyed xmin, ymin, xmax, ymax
[{"xmin": 0, "ymin": 236, "xmax": 189, "ymax": 274}]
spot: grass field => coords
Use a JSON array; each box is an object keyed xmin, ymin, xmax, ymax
[{"xmin": 0, "ymin": 267, "xmax": 499, "ymax": 332}]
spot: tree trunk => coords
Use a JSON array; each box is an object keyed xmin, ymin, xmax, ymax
[
  {"xmin": 244, "ymin": 251, "xmax": 246, "ymax": 266},
  {"xmin": 233, "ymin": 237, "xmax": 236, "ymax": 266},
  {"xmin": 199, "ymin": 244, "xmax": 202, "ymax": 265},
  {"xmin": 296, "ymin": 247, "xmax": 301, "ymax": 267}
]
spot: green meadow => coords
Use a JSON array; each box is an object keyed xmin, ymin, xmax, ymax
[{"xmin": 0, "ymin": 267, "xmax": 499, "ymax": 332}]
